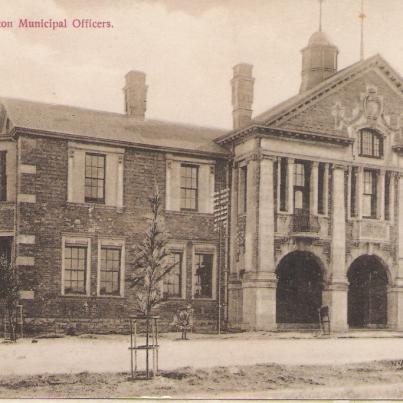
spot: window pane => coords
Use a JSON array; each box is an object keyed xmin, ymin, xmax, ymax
[
  {"xmin": 194, "ymin": 253, "xmax": 213, "ymax": 298},
  {"xmin": 85, "ymin": 154, "xmax": 105, "ymax": 203},
  {"xmin": 360, "ymin": 129, "xmax": 382, "ymax": 158},
  {"xmin": 294, "ymin": 163, "xmax": 305, "ymax": 186},
  {"xmin": 363, "ymin": 195, "xmax": 372, "ymax": 217},
  {"xmin": 64, "ymin": 246, "xmax": 87, "ymax": 295},
  {"xmin": 180, "ymin": 164, "xmax": 198, "ymax": 210},
  {"xmin": 100, "ymin": 247, "xmax": 121, "ymax": 295},
  {"xmin": 163, "ymin": 252, "xmax": 182, "ymax": 298}
]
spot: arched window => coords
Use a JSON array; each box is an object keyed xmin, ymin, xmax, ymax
[{"xmin": 359, "ymin": 129, "xmax": 383, "ymax": 158}]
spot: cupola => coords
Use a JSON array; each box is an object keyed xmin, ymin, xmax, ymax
[{"xmin": 299, "ymin": 30, "xmax": 339, "ymax": 93}]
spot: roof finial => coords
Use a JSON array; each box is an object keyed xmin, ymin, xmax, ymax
[
  {"xmin": 359, "ymin": 0, "xmax": 366, "ymax": 60},
  {"xmin": 318, "ymin": 0, "xmax": 324, "ymax": 32}
]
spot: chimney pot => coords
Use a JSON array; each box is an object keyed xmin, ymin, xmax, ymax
[{"xmin": 124, "ymin": 70, "xmax": 148, "ymax": 120}]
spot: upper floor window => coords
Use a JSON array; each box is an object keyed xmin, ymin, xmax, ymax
[
  {"xmin": 239, "ymin": 165, "xmax": 247, "ymax": 214},
  {"xmin": 359, "ymin": 129, "xmax": 383, "ymax": 158},
  {"xmin": 279, "ymin": 158, "xmax": 287, "ymax": 212},
  {"xmin": 163, "ymin": 252, "xmax": 182, "ymax": 298},
  {"xmin": 294, "ymin": 161, "xmax": 309, "ymax": 213},
  {"xmin": 363, "ymin": 169, "xmax": 377, "ymax": 218},
  {"xmin": 180, "ymin": 164, "xmax": 198, "ymax": 211},
  {"xmin": 350, "ymin": 167, "xmax": 358, "ymax": 218},
  {"xmin": 385, "ymin": 172, "xmax": 391, "ymax": 221},
  {"xmin": 0, "ymin": 151, "xmax": 6, "ymax": 201},
  {"xmin": 85, "ymin": 153, "xmax": 106, "ymax": 203},
  {"xmin": 317, "ymin": 163, "xmax": 326, "ymax": 215}
]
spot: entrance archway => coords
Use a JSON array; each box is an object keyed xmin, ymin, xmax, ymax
[
  {"xmin": 276, "ymin": 251, "xmax": 324, "ymax": 324},
  {"xmin": 347, "ymin": 255, "xmax": 388, "ymax": 328}
]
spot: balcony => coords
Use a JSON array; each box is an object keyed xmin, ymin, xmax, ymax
[{"xmin": 290, "ymin": 212, "xmax": 320, "ymax": 238}]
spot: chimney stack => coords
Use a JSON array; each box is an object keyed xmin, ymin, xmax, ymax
[
  {"xmin": 124, "ymin": 70, "xmax": 147, "ymax": 120},
  {"xmin": 231, "ymin": 63, "xmax": 254, "ymax": 130}
]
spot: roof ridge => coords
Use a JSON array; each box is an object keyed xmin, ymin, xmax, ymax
[
  {"xmin": 0, "ymin": 96, "xmax": 228, "ymax": 133},
  {"xmin": 253, "ymin": 55, "xmax": 379, "ymax": 124}
]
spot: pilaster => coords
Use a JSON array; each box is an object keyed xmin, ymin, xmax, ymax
[
  {"xmin": 244, "ymin": 158, "xmax": 258, "ymax": 272},
  {"xmin": 378, "ymin": 169, "xmax": 385, "ymax": 220},
  {"xmin": 258, "ymin": 156, "xmax": 275, "ymax": 272},
  {"xmin": 310, "ymin": 161, "xmax": 318, "ymax": 215},
  {"xmin": 287, "ymin": 158, "xmax": 294, "ymax": 213}
]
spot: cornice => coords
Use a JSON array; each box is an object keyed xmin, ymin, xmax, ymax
[
  {"xmin": 13, "ymin": 126, "xmax": 232, "ymax": 161},
  {"xmin": 217, "ymin": 124, "xmax": 353, "ymax": 147}
]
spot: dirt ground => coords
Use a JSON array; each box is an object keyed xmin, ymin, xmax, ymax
[
  {"xmin": 2, "ymin": 332, "xmax": 403, "ymax": 398},
  {"xmin": 2, "ymin": 359, "xmax": 403, "ymax": 398},
  {"xmin": 3, "ymin": 331, "xmax": 403, "ymax": 376}
]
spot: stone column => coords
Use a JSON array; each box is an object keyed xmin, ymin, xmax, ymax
[
  {"xmin": 323, "ymin": 163, "xmax": 329, "ymax": 215},
  {"xmin": 394, "ymin": 174, "xmax": 403, "ymax": 330},
  {"xmin": 276, "ymin": 158, "xmax": 281, "ymax": 212},
  {"xmin": 258, "ymin": 157, "xmax": 275, "ymax": 272},
  {"xmin": 390, "ymin": 172, "xmax": 396, "ymax": 223},
  {"xmin": 377, "ymin": 169, "xmax": 385, "ymax": 220},
  {"xmin": 325, "ymin": 164, "xmax": 348, "ymax": 332},
  {"xmin": 357, "ymin": 166, "xmax": 364, "ymax": 219},
  {"xmin": 310, "ymin": 161, "xmax": 318, "ymax": 215},
  {"xmin": 347, "ymin": 166, "xmax": 352, "ymax": 219},
  {"xmin": 242, "ymin": 156, "xmax": 277, "ymax": 330},
  {"xmin": 287, "ymin": 158, "xmax": 294, "ymax": 213},
  {"xmin": 228, "ymin": 163, "xmax": 242, "ymax": 328},
  {"xmin": 244, "ymin": 158, "xmax": 257, "ymax": 272}
]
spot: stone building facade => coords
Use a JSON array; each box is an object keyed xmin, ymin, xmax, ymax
[
  {"xmin": 2, "ymin": 28, "xmax": 403, "ymax": 333},
  {"xmin": 219, "ymin": 31, "xmax": 403, "ymax": 332}
]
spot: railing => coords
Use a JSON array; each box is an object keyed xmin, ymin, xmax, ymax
[{"xmin": 291, "ymin": 212, "xmax": 320, "ymax": 234}]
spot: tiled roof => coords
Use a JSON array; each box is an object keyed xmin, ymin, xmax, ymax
[{"xmin": 1, "ymin": 97, "xmax": 229, "ymax": 156}]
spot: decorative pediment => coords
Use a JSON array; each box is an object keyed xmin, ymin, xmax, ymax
[{"xmin": 331, "ymin": 85, "xmax": 400, "ymax": 136}]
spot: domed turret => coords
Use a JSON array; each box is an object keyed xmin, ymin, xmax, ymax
[{"xmin": 299, "ymin": 31, "xmax": 339, "ymax": 93}]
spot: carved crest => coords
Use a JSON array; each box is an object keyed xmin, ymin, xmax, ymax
[{"xmin": 363, "ymin": 86, "xmax": 383, "ymax": 121}]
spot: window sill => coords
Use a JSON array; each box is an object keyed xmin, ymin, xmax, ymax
[
  {"xmin": 165, "ymin": 210, "xmax": 213, "ymax": 217},
  {"xmin": 0, "ymin": 201, "xmax": 15, "ymax": 206},
  {"xmin": 348, "ymin": 217, "xmax": 391, "ymax": 223},
  {"xmin": 161, "ymin": 297, "xmax": 186, "ymax": 301},
  {"xmin": 358, "ymin": 154, "xmax": 383, "ymax": 160},
  {"xmin": 96, "ymin": 294, "xmax": 126, "ymax": 299},
  {"xmin": 61, "ymin": 293, "xmax": 90, "ymax": 298},
  {"xmin": 66, "ymin": 202, "xmax": 125, "ymax": 212},
  {"xmin": 192, "ymin": 297, "xmax": 216, "ymax": 301}
]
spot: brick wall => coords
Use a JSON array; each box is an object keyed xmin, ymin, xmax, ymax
[{"xmin": 16, "ymin": 134, "xmax": 225, "ymax": 334}]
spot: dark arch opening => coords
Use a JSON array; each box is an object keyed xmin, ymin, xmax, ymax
[
  {"xmin": 347, "ymin": 255, "xmax": 388, "ymax": 328},
  {"xmin": 276, "ymin": 251, "xmax": 324, "ymax": 324}
]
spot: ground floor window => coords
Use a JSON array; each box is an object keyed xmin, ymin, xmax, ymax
[
  {"xmin": 100, "ymin": 247, "xmax": 121, "ymax": 296},
  {"xmin": 62, "ymin": 237, "xmax": 90, "ymax": 296},
  {"xmin": 194, "ymin": 253, "xmax": 213, "ymax": 299},
  {"xmin": 0, "ymin": 237, "xmax": 12, "ymax": 265},
  {"xmin": 64, "ymin": 245, "xmax": 87, "ymax": 294},
  {"xmin": 163, "ymin": 252, "xmax": 183, "ymax": 298}
]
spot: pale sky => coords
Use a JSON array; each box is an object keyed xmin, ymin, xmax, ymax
[{"xmin": 0, "ymin": 0, "xmax": 402, "ymax": 129}]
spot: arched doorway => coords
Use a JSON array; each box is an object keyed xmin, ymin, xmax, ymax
[
  {"xmin": 347, "ymin": 255, "xmax": 388, "ymax": 328},
  {"xmin": 276, "ymin": 251, "xmax": 324, "ymax": 324}
]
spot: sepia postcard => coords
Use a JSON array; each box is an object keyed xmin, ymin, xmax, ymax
[{"xmin": 1, "ymin": 0, "xmax": 403, "ymax": 400}]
